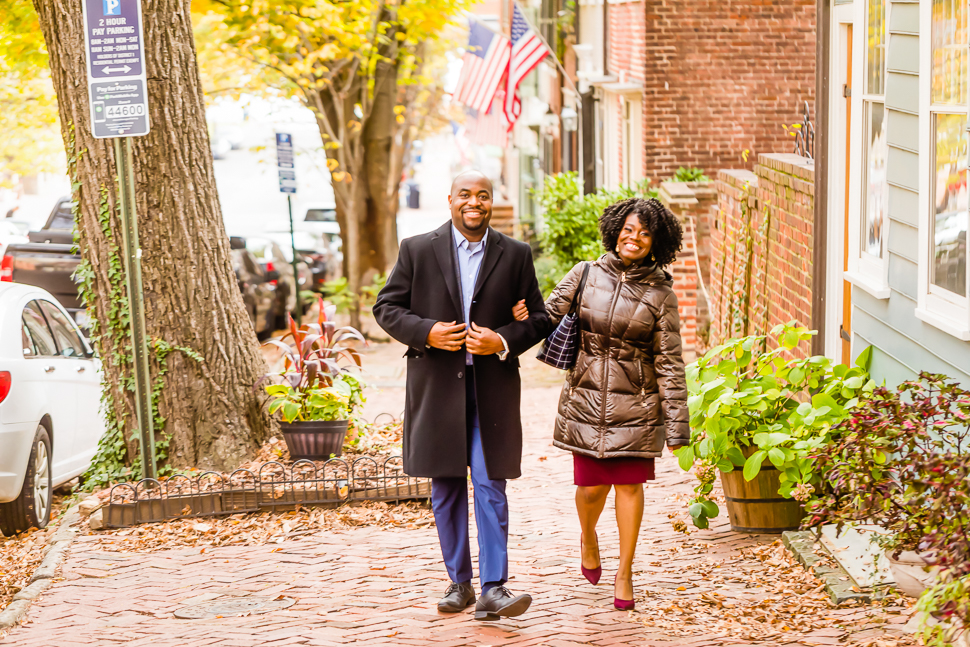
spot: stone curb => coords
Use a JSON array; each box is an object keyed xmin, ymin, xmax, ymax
[
  {"xmin": 783, "ymin": 530, "xmax": 880, "ymax": 605},
  {"xmin": 0, "ymin": 505, "xmax": 81, "ymax": 630}
]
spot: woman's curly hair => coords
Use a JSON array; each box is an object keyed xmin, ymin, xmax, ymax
[{"xmin": 598, "ymin": 197, "xmax": 684, "ymax": 267}]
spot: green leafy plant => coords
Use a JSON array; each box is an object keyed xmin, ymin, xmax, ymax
[
  {"xmin": 672, "ymin": 166, "xmax": 710, "ymax": 183},
  {"xmin": 321, "ymin": 273, "xmax": 387, "ymax": 315},
  {"xmin": 674, "ymin": 322, "xmax": 874, "ymax": 529},
  {"xmin": 804, "ymin": 374, "xmax": 970, "ymax": 646},
  {"xmin": 260, "ymin": 298, "xmax": 366, "ymax": 424}
]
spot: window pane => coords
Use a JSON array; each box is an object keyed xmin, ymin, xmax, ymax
[
  {"xmin": 864, "ymin": 102, "xmax": 888, "ymax": 258},
  {"xmin": 22, "ymin": 322, "xmax": 35, "ymax": 356},
  {"xmin": 39, "ymin": 301, "xmax": 87, "ymax": 358},
  {"xmin": 932, "ymin": 0, "xmax": 968, "ymax": 105},
  {"xmin": 932, "ymin": 113, "xmax": 968, "ymax": 298},
  {"xmin": 867, "ymin": 0, "xmax": 886, "ymax": 95},
  {"xmin": 22, "ymin": 302, "xmax": 57, "ymax": 357}
]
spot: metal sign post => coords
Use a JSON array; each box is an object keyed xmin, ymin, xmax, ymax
[
  {"xmin": 276, "ymin": 133, "xmax": 301, "ymax": 319},
  {"xmin": 82, "ymin": 0, "xmax": 155, "ymax": 478}
]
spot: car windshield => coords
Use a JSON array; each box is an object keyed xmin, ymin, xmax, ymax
[
  {"xmin": 48, "ymin": 201, "xmax": 74, "ymax": 231},
  {"xmin": 265, "ymin": 231, "xmax": 324, "ymax": 253},
  {"xmin": 245, "ymin": 238, "xmax": 274, "ymax": 261},
  {"xmin": 305, "ymin": 208, "xmax": 337, "ymax": 222}
]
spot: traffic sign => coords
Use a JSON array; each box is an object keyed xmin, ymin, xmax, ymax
[
  {"xmin": 276, "ymin": 133, "xmax": 296, "ymax": 193},
  {"xmin": 82, "ymin": 0, "xmax": 150, "ymax": 138}
]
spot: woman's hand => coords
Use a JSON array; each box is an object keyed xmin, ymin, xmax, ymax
[{"xmin": 512, "ymin": 299, "xmax": 529, "ymax": 321}]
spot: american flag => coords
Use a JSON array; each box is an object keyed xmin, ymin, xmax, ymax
[
  {"xmin": 466, "ymin": 93, "xmax": 510, "ymax": 148},
  {"xmin": 453, "ymin": 19, "xmax": 511, "ymax": 113},
  {"xmin": 503, "ymin": 3, "xmax": 551, "ymax": 127}
]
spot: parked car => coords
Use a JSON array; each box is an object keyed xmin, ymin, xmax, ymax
[
  {"xmin": 229, "ymin": 237, "xmax": 275, "ymax": 339},
  {"xmin": 243, "ymin": 236, "xmax": 311, "ymax": 325},
  {"xmin": 0, "ymin": 283, "xmax": 103, "ymax": 535},
  {"xmin": 0, "ymin": 197, "xmax": 87, "ymax": 327},
  {"xmin": 262, "ymin": 229, "xmax": 338, "ymax": 290},
  {"xmin": 302, "ymin": 203, "xmax": 340, "ymax": 238},
  {"xmin": 0, "ymin": 221, "xmax": 29, "ymax": 259}
]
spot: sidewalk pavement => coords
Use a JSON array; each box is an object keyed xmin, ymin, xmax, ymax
[{"xmin": 1, "ymin": 347, "xmax": 912, "ymax": 647}]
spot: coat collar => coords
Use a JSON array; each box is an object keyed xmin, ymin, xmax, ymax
[
  {"xmin": 601, "ymin": 252, "xmax": 672, "ymax": 285},
  {"xmin": 431, "ymin": 222, "xmax": 463, "ymax": 318},
  {"xmin": 430, "ymin": 221, "xmax": 506, "ymax": 318}
]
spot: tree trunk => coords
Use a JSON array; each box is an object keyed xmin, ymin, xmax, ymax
[
  {"xmin": 316, "ymin": 60, "xmax": 400, "ymax": 331},
  {"xmin": 33, "ymin": 0, "xmax": 272, "ymax": 472}
]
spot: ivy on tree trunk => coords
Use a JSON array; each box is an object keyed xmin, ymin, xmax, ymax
[{"xmin": 32, "ymin": 0, "xmax": 273, "ymax": 473}]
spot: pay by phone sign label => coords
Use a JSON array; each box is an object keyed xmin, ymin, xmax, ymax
[{"xmin": 82, "ymin": 0, "xmax": 150, "ymax": 138}]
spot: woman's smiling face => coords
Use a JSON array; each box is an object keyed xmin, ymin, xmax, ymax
[{"xmin": 616, "ymin": 213, "xmax": 653, "ymax": 265}]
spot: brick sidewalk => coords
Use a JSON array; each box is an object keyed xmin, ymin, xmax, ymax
[{"xmin": 0, "ymin": 364, "xmax": 911, "ymax": 646}]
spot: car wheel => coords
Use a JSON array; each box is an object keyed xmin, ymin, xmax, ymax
[{"xmin": 0, "ymin": 425, "xmax": 53, "ymax": 536}]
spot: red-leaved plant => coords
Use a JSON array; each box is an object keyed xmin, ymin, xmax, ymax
[
  {"xmin": 804, "ymin": 373, "xmax": 970, "ymax": 646},
  {"xmin": 257, "ymin": 297, "xmax": 366, "ymax": 423}
]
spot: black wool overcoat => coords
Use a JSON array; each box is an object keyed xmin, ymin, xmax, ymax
[{"xmin": 373, "ymin": 221, "xmax": 551, "ymax": 480}]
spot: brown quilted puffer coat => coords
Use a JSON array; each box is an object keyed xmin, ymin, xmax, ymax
[{"xmin": 545, "ymin": 253, "xmax": 689, "ymax": 458}]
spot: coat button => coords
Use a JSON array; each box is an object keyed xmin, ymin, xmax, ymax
[{"xmin": 458, "ymin": 371, "xmax": 464, "ymax": 379}]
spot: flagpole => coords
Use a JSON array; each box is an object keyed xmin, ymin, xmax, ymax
[{"xmin": 512, "ymin": 1, "xmax": 584, "ymax": 188}]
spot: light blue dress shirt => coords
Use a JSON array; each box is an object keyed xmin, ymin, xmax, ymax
[{"xmin": 453, "ymin": 225, "xmax": 488, "ymax": 365}]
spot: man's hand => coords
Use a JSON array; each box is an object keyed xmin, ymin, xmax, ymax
[
  {"xmin": 426, "ymin": 321, "xmax": 467, "ymax": 351},
  {"xmin": 467, "ymin": 322, "xmax": 505, "ymax": 355},
  {"xmin": 511, "ymin": 299, "xmax": 529, "ymax": 321}
]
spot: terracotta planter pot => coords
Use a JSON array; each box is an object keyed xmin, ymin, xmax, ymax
[
  {"xmin": 719, "ymin": 463, "xmax": 804, "ymax": 534},
  {"xmin": 280, "ymin": 420, "xmax": 349, "ymax": 460},
  {"xmin": 884, "ymin": 549, "xmax": 938, "ymax": 598}
]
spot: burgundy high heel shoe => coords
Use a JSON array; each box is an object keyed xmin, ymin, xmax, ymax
[
  {"xmin": 613, "ymin": 574, "xmax": 635, "ymax": 611},
  {"xmin": 580, "ymin": 533, "xmax": 601, "ymax": 585}
]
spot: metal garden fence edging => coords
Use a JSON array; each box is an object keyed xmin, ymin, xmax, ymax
[{"xmin": 103, "ymin": 456, "xmax": 431, "ymax": 529}]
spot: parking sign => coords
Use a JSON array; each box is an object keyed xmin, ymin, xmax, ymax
[
  {"xmin": 82, "ymin": 0, "xmax": 150, "ymax": 137},
  {"xmin": 276, "ymin": 133, "xmax": 297, "ymax": 194}
]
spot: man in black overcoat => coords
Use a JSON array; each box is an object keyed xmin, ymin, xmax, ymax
[{"xmin": 373, "ymin": 171, "xmax": 550, "ymax": 620}]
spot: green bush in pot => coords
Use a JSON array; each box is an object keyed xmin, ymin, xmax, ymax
[{"xmin": 674, "ymin": 323, "xmax": 874, "ymax": 529}]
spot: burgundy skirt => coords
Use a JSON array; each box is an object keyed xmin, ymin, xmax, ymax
[{"xmin": 573, "ymin": 453, "xmax": 655, "ymax": 486}]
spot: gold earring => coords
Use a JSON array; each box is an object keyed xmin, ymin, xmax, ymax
[{"xmin": 615, "ymin": 244, "xmax": 620, "ymax": 253}]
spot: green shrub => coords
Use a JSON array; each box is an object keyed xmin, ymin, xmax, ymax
[{"xmin": 672, "ymin": 167, "xmax": 710, "ymax": 183}]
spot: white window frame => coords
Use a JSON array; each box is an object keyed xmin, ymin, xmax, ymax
[
  {"xmin": 916, "ymin": 0, "xmax": 970, "ymax": 340},
  {"xmin": 845, "ymin": 0, "xmax": 891, "ymax": 299}
]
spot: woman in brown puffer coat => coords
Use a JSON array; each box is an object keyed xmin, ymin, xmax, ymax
[{"xmin": 515, "ymin": 197, "xmax": 689, "ymax": 609}]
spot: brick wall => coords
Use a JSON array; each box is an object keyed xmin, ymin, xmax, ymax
[
  {"xmin": 660, "ymin": 181, "xmax": 718, "ymax": 361},
  {"xmin": 709, "ymin": 153, "xmax": 815, "ymax": 356},
  {"xmin": 609, "ymin": 1, "xmax": 646, "ymax": 182},
  {"xmin": 641, "ymin": 0, "xmax": 816, "ymax": 183},
  {"xmin": 609, "ymin": 1, "xmax": 646, "ymax": 84}
]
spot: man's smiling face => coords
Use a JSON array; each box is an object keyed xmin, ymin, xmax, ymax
[{"xmin": 448, "ymin": 172, "xmax": 493, "ymax": 241}]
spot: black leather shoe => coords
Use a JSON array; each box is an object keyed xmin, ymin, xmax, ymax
[
  {"xmin": 437, "ymin": 581, "xmax": 475, "ymax": 613},
  {"xmin": 474, "ymin": 586, "xmax": 532, "ymax": 621}
]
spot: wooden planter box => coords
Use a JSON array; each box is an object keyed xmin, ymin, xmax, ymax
[{"xmin": 720, "ymin": 464, "xmax": 804, "ymax": 534}]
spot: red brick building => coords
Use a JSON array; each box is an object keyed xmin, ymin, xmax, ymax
[
  {"xmin": 573, "ymin": 0, "xmax": 817, "ymax": 186},
  {"xmin": 640, "ymin": 0, "xmax": 817, "ymax": 182}
]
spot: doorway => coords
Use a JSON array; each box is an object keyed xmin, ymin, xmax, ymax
[{"xmin": 826, "ymin": 6, "xmax": 856, "ymax": 363}]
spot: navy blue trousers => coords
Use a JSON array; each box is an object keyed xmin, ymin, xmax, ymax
[{"xmin": 430, "ymin": 370, "xmax": 508, "ymax": 591}]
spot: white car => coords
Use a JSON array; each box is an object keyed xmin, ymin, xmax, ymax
[{"xmin": 0, "ymin": 283, "xmax": 103, "ymax": 535}]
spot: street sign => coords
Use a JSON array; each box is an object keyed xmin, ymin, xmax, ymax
[
  {"xmin": 82, "ymin": 0, "xmax": 150, "ymax": 138},
  {"xmin": 276, "ymin": 133, "xmax": 297, "ymax": 194},
  {"xmin": 275, "ymin": 133, "xmax": 302, "ymax": 317}
]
